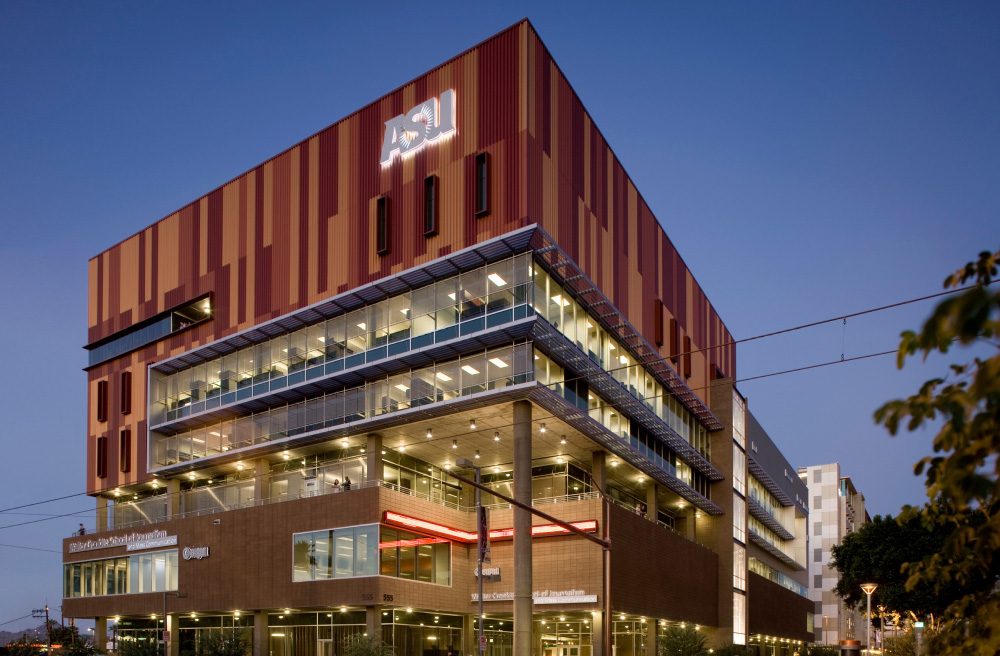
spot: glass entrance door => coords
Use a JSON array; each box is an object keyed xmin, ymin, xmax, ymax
[{"xmin": 318, "ymin": 638, "xmax": 334, "ymax": 656}]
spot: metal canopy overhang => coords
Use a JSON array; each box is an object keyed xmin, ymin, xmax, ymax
[
  {"xmin": 151, "ymin": 225, "xmax": 538, "ymax": 375},
  {"xmin": 149, "ymin": 318, "xmax": 535, "ymax": 435},
  {"xmin": 526, "ymin": 228, "xmax": 723, "ymax": 433},
  {"xmin": 748, "ymin": 530, "xmax": 805, "ymax": 571},
  {"xmin": 529, "ymin": 320, "xmax": 722, "ymax": 482},
  {"xmin": 747, "ymin": 498, "xmax": 795, "ymax": 541},
  {"xmin": 150, "ymin": 225, "xmax": 721, "ymax": 439},
  {"xmin": 747, "ymin": 457, "xmax": 794, "ymax": 507}
]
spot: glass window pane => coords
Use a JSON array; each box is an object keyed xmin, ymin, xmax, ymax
[{"xmin": 334, "ymin": 527, "xmax": 355, "ymax": 578}]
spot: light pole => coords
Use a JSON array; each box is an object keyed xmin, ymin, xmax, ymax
[
  {"xmin": 457, "ymin": 458, "xmax": 485, "ymax": 656},
  {"xmin": 860, "ymin": 583, "xmax": 877, "ymax": 656},
  {"xmin": 162, "ymin": 591, "xmax": 188, "ymax": 656}
]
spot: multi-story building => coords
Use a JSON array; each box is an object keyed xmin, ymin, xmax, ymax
[
  {"xmin": 799, "ymin": 463, "xmax": 869, "ymax": 647},
  {"xmin": 64, "ymin": 20, "xmax": 815, "ymax": 656}
]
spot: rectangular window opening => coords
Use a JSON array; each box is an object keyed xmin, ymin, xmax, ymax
[
  {"xmin": 653, "ymin": 298, "xmax": 664, "ymax": 347},
  {"xmin": 120, "ymin": 371, "xmax": 132, "ymax": 415},
  {"xmin": 376, "ymin": 196, "xmax": 390, "ymax": 255},
  {"xmin": 424, "ymin": 175, "xmax": 438, "ymax": 237},
  {"xmin": 474, "ymin": 152, "xmax": 489, "ymax": 217},
  {"xmin": 120, "ymin": 429, "xmax": 131, "ymax": 473},
  {"xmin": 97, "ymin": 380, "xmax": 108, "ymax": 423},
  {"xmin": 96, "ymin": 436, "xmax": 108, "ymax": 479}
]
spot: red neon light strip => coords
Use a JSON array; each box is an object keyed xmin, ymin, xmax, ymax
[{"xmin": 383, "ymin": 512, "xmax": 597, "ymax": 543}]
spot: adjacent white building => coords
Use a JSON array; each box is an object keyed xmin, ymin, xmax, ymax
[{"xmin": 798, "ymin": 463, "xmax": 869, "ymax": 647}]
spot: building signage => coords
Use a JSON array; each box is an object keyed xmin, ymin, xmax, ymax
[
  {"xmin": 471, "ymin": 590, "xmax": 597, "ymax": 604},
  {"xmin": 182, "ymin": 546, "xmax": 210, "ymax": 560},
  {"xmin": 474, "ymin": 566, "xmax": 501, "ymax": 582},
  {"xmin": 68, "ymin": 529, "xmax": 177, "ymax": 554},
  {"xmin": 380, "ymin": 89, "xmax": 456, "ymax": 166}
]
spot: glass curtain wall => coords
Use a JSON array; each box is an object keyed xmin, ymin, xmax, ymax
[
  {"xmin": 152, "ymin": 343, "xmax": 532, "ymax": 467},
  {"xmin": 150, "ymin": 255, "xmax": 533, "ymax": 425},
  {"xmin": 64, "ymin": 550, "xmax": 177, "ymax": 598},
  {"xmin": 268, "ymin": 612, "xmax": 366, "ymax": 656}
]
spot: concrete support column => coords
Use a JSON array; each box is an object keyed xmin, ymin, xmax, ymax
[
  {"xmin": 463, "ymin": 614, "xmax": 476, "ymax": 656},
  {"xmin": 591, "ymin": 612, "xmax": 604, "ymax": 656},
  {"xmin": 591, "ymin": 452, "xmax": 606, "ymax": 493},
  {"xmin": 253, "ymin": 611, "xmax": 269, "ymax": 656},
  {"xmin": 366, "ymin": 434, "xmax": 382, "ymax": 486},
  {"xmin": 512, "ymin": 400, "xmax": 533, "ymax": 656},
  {"xmin": 254, "ymin": 459, "xmax": 270, "ymax": 502},
  {"xmin": 646, "ymin": 484, "xmax": 658, "ymax": 524},
  {"xmin": 365, "ymin": 605, "xmax": 382, "ymax": 639},
  {"xmin": 94, "ymin": 617, "xmax": 107, "ymax": 650},
  {"xmin": 645, "ymin": 619, "xmax": 657, "ymax": 656},
  {"xmin": 167, "ymin": 614, "xmax": 179, "ymax": 656},
  {"xmin": 167, "ymin": 479, "xmax": 181, "ymax": 519},
  {"xmin": 96, "ymin": 498, "xmax": 108, "ymax": 532}
]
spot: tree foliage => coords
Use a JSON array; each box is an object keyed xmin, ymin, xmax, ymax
[
  {"xmin": 340, "ymin": 635, "xmax": 394, "ymax": 656},
  {"xmin": 830, "ymin": 511, "xmax": 983, "ymax": 617},
  {"xmin": 656, "ymin": 625, "xmax": 708, "ymax": 656},
  {"xmin": 874, "ymin": 247, "xmax": 1000, "ymax": 656},
  {"xmin": 195, "ymin": 629, "xmax": 251, "ymax": 656},
  {"xmin": 3, "ymin": 636, "xmax": 38, "ymax": 656},
  {"xmin": 117, "ymin": 634, "xmax": 161, "ymax": 656}
]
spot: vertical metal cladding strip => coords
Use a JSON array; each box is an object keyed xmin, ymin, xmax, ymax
[{"xmin": 512, "ymin": 399, "xmax": 533, "ymax": 656}]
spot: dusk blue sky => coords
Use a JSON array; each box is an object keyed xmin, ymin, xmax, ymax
[{"xmin": 1, "ymin": 2, "xmax": 997, "ymax": 630}]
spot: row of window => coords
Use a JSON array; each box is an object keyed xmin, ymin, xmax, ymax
[
  {"xmin": 96, "ymin": 371, "xmax": 132, "ymax": 422},
  {"xmin": 149, "ymin": 253, "xmax": 533, "ymax": 422},
  {"xmin": 63, "ymin": 549, "xmax": 178, "ymax": 598},
  {"xmin": 87, "ymin": 295, "xmax": 212, "ymax": 367},
  {"xmin": 374, "ymin": 152, "xmax": 490, "ymax": 255},
  {"xmin": 748, "ymin": 556, "xmax": 809, "ymax": 598},
  {"xmin": 149, "ymin": 343, "xmax": 533, "ymax": 468},
  {"xmin": 95, "ymin": 428, "xmax": 131, "ymax": 479},
  {"xmin": 292, "ymin": 524, "xmax": 451, "ymax": 586}
]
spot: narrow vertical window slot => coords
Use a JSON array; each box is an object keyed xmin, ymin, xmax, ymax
[
  {"xmin": 97, "ymin": 380, "xmax": 108, "ymax": 423},
  {"xmin": 121, "ymin": 371, "xmax": 132, "ymax": 415},
  {"xmin": 97, "ymin": 436, "xmax": 108, "ymax": 479},
  {"xmin": 424, "ymin": 175, "xmax": 438, "ymax": 237},
  {"xmin": 376, "ymin": 196, "xmax": 390, "ymax": 255},
  {"xmin": 120, "ymin": 429, "xmax": 131, "ymax": 473},
  {"xmin": 653, "ymin": 298, "xmax": 664, "ymax": 347},
  {"xmin": 474, "ymin": 152, "xmax": 490, "ymax": 217},
  {"xmin": 683, "ymin": 335, "xmax": 693, "ymax": 378}
]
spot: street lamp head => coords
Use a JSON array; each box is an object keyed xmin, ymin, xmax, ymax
[
  {"xmin": 456, "ymin": 458, "xmax": 476, "ymax": 469},
  {"xmin": 860, "ymin": 583, "xmax": 878, "ymax": 595}
]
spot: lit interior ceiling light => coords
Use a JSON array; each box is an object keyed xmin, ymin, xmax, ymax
[
  {"xmin": 357, "ymin": 322, "xmax": 367, "ymax": 330},
  {"xmin": 609, "ymin": 344, "xmax": 616, "ymax": 350},
  {"xmin": 493, "ymin": 466, "xmax": 500, "ymax": 472},
  {"xmin": 400, "ymin": 308, "xmax": 409, "ymax": 315},
  {"xmin": 488, "ymin": 358, "xmax": 508, "ymax": 368},
  {"xmin": 560, "ymin": 435, "xmax": 567, "ymax": 445},
  {"xmin": 452, "ymin": 440, "xmax": 458, "ymax": 449},
  {"xmin": 539, "ymin": 423, "xmax": 546, "ymax": 433},
  {"xmin": 381, "ymin": 450, "xmax": 386, "ymax": 455},
  {"xmin": 475, "ymin": 450, "xmax": 480, "ymax": 459},
  {"xmin": 444, "ymin": 464, "xmax": 451, "ymax": 470},
  {"xmin": 426, "ymin": 429, "xmax": 433, "ymax": 438},
  {"xmin": 487, "ymin": 273, "xmax": 507, "ymax": 286},
  {"xmin": 470, "ymin": 418, "xmax": 476, "ymax": 430},
  {"xmin": 556, "ymin": 457, "xmax": 564, "ymax": 463},
  {"xmin": 317, "ymin": 336, "xmax": 325, "ymax": 342},
  {"xmin": 435, "ymin": 372, "xmax": 452, "ymax": 381},
  {"xmin": 461, "ymin": 365, "xmax": 480, "ymax": 375},
  {"xmin": 399, "ymin": 445, "xmax": 406, "ymax": 452},
  {"xmin": 610, "ymin": 461, "xmax": 618, "ymax": 467},
  {"xmin": 283, "ymin": 453, "xmax": 290, "ymax": 460},
  {"xmin": 341, "ymin": 439, "xmax": 348, "ymax": 447},
  {"xmin": 494, "ymin": 432, "xmax": 500, "ymax": 441},
  {"xmin": 447, "ymin": 293, "xmax": 456, "ymax": 301},
  {"xmin": 188, "ymin": 473, "xmax": 195, "ymax": 479},
  {"xmin": 551, "ymin": 295, "xmax": 571, "ymax": 307},
  {"xmin": 638, "ymin": 476, "xmax": 644, "ymax": 483},
  {"xmin": 114, "ymin": 489, "xmax": 120, "ymax": 496},
  {"xmin": 237, "ymin": 463, "xmax": 244, "ymax": 470},
  {"xmin": 586, "ymin": 321, "xmax": 593, "ymax": 328},
  {"xmin": 619, "ymin": 355, "xmax": 628, "ymax": 364},
  {"xmin": 395, "ymin": 384, "xmax": 410, "ymax": 391}
]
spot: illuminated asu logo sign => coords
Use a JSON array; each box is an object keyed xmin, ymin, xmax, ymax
[{"xmin": 380, "ymin": 89, "xmax": 456, "ymax": 166}]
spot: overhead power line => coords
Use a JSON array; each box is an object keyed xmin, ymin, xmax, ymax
[{"xmin": 1, "ymin": 282, "xmax": 983, "ymax": 528}]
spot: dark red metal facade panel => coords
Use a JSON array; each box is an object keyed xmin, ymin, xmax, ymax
[{"xmin": 84, "ymin": 20, "xmax": 735, "ymax": 493}]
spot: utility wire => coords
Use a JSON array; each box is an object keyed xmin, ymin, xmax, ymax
[
  {"xmin": 0, "ymin": 543, "xmax": 63, "ymax": 554},
  {"xmin": 0, "ymin": 614, "xmax": 36, "ymax": 627},
  {"xmin": 1, "ymin": 282, "xmax": 982, "ymax": 526}
]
